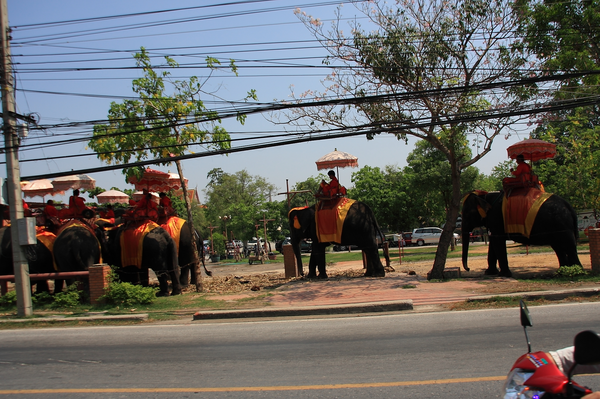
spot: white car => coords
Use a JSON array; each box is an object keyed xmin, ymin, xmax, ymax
[{"xmin": 412, "ymin": 227, "xmax": 459, "ymax": 246}]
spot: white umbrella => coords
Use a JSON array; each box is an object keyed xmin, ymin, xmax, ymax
[
  {"xmin": 96, "ymin": 189, "xmax": 130, "ymax": 204},
  {"xmin": 52, "ymin": 174, "xmax": 96, "ymax": 192}
]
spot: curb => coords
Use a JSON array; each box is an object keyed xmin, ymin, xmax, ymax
[
  {"xmin": 193, "ymin": 300, "xmax": 414, "ymax": 320},
  {"xmin": 466, "ymin": 287, "xmax": 600, "ymax": 302},
  {"xmin": 0, "ymin": 313, "xmax": 149, "ymax": 323}
]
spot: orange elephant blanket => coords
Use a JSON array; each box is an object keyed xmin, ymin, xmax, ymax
[
  {"xmin": 35, "ymin": 227, "xmax": 57, "ymax": 271},
  {"xmin": 315, "ymin": 197, "xmax": 356, "ymax": 243},
  {"xmin": 55, "ymin": 220, "xmax": 102, "ymax": 265},
  {"xmin": 502, "ymin": 188, "xmax": 553, "ymax": 238},
  {"xmin": 160, "ymin": 216, "xmax": 186, "ymax": 252},
  {"xmin": 120, "ymin": 220, "xmax": 160, "ymax": 268}
]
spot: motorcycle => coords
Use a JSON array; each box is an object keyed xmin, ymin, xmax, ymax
[{"xmin": 503, "ymin": 300, "xmax": 600, "ymax": 398}]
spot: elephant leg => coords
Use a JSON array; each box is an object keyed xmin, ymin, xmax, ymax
[
  {"xmin": 316, "ymin": 251, "xmax": 327, "ymax": 279},
  {"xmin": 179, "ymin": 266, "xmax": 191, "ymax": 286},
  {"xmin": 307, "ymin": 253, "xmax": 318, "ymax": 279},
  {"xmin": 364, "ymin": 249, "xmax": 385, "ymax": 277},
  {"xmin": 34, "ymin": 280, "xmax": 50, "ymax": 293},
  {"xmin": 170, "ymin": 269, "xmax": 182, "ymax": 296},
  {"xmin": 493, "ymin": 237, "xmax": 511, "ymax": 277},
  {"xmin": 156, "ymin": 272, "xmax": 171, "ymax": 297},
  {"xmin": 54, "ymin": 279, "xmax": 66, "ymax": 293},
  {"xmin": 485, "ymin": 243, "xmax": 499, "ymax": 275}
]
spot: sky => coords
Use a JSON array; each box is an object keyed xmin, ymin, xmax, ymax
[{"xmin": 4, "ymin": 0, "xmax": 532, "ymax": 204}]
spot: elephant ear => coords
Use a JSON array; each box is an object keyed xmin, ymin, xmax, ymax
[{"xmin": 293, "ymin": 215, "xmax": 301, "ymax": 230}]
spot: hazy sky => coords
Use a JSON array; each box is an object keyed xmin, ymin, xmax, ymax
[{"xmin": 5, "ymin": 0, "xmax": 529, "ymax": 203}]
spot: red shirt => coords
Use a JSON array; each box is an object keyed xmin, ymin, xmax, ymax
[{"xmin": 44, "ymin": 204, "xmax": 58, "ymax": 217}]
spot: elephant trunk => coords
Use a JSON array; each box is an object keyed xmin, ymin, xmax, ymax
[
  {"xmin": 290, "ymin": 235, "xmax": 304, "ymax": 276},
  {"xmin": 462, "ymin": 230, "xmax": 470, "ymax": 272}
]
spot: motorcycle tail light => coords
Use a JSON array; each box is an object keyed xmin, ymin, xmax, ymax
[{"xmin": 503, "ymin": 369, "xmax": 545, "ymax": 399}]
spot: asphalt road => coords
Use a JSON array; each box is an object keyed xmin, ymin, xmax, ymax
[{"xmin": 1, "ymin": 302, "xmax": 600, "ymax": 398}]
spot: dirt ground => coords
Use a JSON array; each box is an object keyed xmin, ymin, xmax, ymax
[{"xmin": 194, "ymin": 243, "xmax": 597, "ymax": 296}]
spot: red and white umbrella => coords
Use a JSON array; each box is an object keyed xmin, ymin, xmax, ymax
[
  {"xmin": 96, "ymin": 189, "xmax": 130, "ymax": 204},
  {"xmin": 52, "ymin": 174, "xmax": 96, "ymax": 192},
  {"xmin": 128, "ymin": 168, "xmax": 170, "ymax": 191},
  {"xmin": 507, "ymin": 139, "xmax": 557, "ymax": 162},
  {"xmin": 316, "ymin": 149, "xmax": 359, "ymax": 171},
  {"xmin": 22, "ymin": 179, "xmax": 64, "ymax": 198}
]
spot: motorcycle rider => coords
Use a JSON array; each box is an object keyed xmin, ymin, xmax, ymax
[{"xmin": 549, "ymin": 346, "xmax": 600, "ymax": 399}]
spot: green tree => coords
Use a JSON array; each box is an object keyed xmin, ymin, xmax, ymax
[
  {"xmin": 203, "ymin": 169, "xmax": 277, "ymax": 242},
  {"xmin": 349, "ymin": 165, "xmax": 417, "ymax": 232},
  {"xmin": 516, "ymin": 0, "xmax": 600, "ymax": 213},
  {"xmin": 90, "ymin": 48, "xmax": 254, "ymax": 291},
  {"xmin": 290, "ymin": 0, "xmax": 533, "ymax": 279}
]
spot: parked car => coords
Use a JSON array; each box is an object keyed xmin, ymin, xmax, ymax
[
  {"xmin": 300, "ymin": 239, "xmax": 312, "ymax": 253},
  {"xmin": 402, "ymin": 232, "xmax": 413, "ymax": 246},
  {"xmin": 275, "ymin": 237, "xmax": 291, "ymax": 253},
  {"xmin": 333, "ymin": 244, "xmax": 359, "ymax": 251},
  {"xmin": 412, "ymin": 227, "xmax": 459, "ymax": 246}
]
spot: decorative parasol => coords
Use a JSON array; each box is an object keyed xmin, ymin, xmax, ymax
[
  {"xmin": 316, "ymin": 149, "xmax": 359, "ymax": 171},
  {"xmin": 52, "ymin": 174, "xmax": 96, "ymax": 192},
  {"xmin": 166, "ymin": 173, "xmax": 188, "ymax": 191},
  {"xmin": 507, "ymin": 139, "xmax": 556, "ymax": 162},
  {"xmin": 22, "ymin": 179, "xmax": 64, "ymax": 198},
  {"xmin": 96, "ymin": 189, "xmax": 130, "ymax": 204},
  {"xmin": 128, "ymin": 168, "xmax": 172, "ymax": 192}
]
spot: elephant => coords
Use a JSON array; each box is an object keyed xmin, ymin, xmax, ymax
[
  {"xmin": 0, "ymin": 226, "xmax": 55, "ymax": 293},
  {"xmin": 288, "ymin": 200, "xmax": 389, "ymax": 279},
  {"xmin": 159, "ymin": 216, "xmax": 210, "ymax": 288},
  {"xmin": 106, "ymin": 222, "xmax": 181, "ymax": 296},
  {"xmin": 53, "ymin": 220, "xmax": 109, "ymax": 292},
  {"xmin": 461, "ymin": 190, "xmax": 581, "ymax": 277}
]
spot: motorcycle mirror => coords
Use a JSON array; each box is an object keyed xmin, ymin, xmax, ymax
[
  {"xmin": 519, "ymin": 300, "xmax": 532, "ymax": 327},
  {"xmin": 574, "ymin": 330, "xmax": 600, "ymax": 366},
  {"xmin": 520, "ymin": 300, "xmax": 532, "ymax": 353}
]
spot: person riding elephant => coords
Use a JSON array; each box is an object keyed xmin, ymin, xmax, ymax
[
  {"xmin": 288, "ymin": 199, "xmax": 389, "ymax": 278},
  {"xmin": 461, "ymin": 190, "xmax": 581, "ymax": 277},
  {"xmin": 105, "ymin": 222, "xmax": 181, "ymax": 296}
]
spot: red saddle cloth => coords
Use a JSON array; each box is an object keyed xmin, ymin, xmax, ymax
[
  {"xmin": 120, "ymin": 220, "xmax": 160, "ymax": 268},
  {"xmin": 315, "ymin": 197, "xmax": 356, "ymax": 243},
  {"xmin": 502, "ymin": 187, "xmax": 553, "ymax": 238},
  {"xmin": 160, "ymin": 216, "xmax": 186, "ymax": 252}
]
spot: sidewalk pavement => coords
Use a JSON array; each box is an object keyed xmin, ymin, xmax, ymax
[{"xmin": 192, "ymin": 260, "xmax": 600, "ymax": 321}]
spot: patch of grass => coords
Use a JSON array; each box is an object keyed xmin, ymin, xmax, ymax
[{"xmin": 402, "ymin": 284, "xmax": 417, "ymax": 289}]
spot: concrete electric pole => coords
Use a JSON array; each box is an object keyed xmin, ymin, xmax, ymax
[{"xmin": 0, "ymin": 0, "xmax": 32, "ymax": 316}]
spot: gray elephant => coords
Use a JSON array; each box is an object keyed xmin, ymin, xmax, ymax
[
  {"xmin": 53, "ymin": 220, "xmax": 109, "ymax": 292},
  {"xmin": 106, "ymin": 222, "xmax": 181, "ymax": 296},
  {"xmin": 159, "ymin": 216, "xmax": 210, "ymax": 287},
  {"xmin": 0, "ymin": 226, "xmax": 55, "ymax": 293},
  {"xmin": 288, "ymin": 200, "xmax": 389, "ymax": 278},
  {"xmin": 461, "ymin": 190, "xmax": 581, "ymax": 277}
]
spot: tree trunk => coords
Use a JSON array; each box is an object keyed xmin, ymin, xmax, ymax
[
  {"xmin": 428, "ymin": 158, "xmax": 462, "ymax": 280},
  {"xmin": 175, "ymin": 160, "xmax": 203, "ymax": 292}
]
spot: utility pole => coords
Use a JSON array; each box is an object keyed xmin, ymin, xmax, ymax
[{"xmin": 0, "ymin": 0, "xmax": 31, "ymax": 316}]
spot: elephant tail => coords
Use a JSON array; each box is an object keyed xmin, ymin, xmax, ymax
[
  {"xmin": 194, "ymin": 230, "xmax": 212, "ymax": 277},
  {"xmin": 375, "ymin": 223, "xmax": 392, "ymax": 269}
]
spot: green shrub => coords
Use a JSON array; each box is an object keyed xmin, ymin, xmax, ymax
[
  {"xmin": 100, "ymin": 281, "xmax": 158, "ymax": 306},
  {"xmin": 0, "ymin": 291, "xmax": 16, "ymax": 307},
  {"xmin": 52, "ymin": 284, "xmax": 85, "ymax": 308},
  {"xmin": 32, "ymin": 291, "xmax": 53, "ymax": 305},
  {"xmin": 555, "ymin": 265, "xmax": 587, "ymax": 279}
]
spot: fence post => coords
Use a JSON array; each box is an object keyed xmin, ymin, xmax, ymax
[
  {"xmin": 89, "ymin": 264, "xmax": 111, "ymax": 305},
  {"xmin": 588, "ymin": 229, "xmax": 600, "ymax": 273},
  {"xmin": 283, "ymin": 244, "xmax": 298, "ymax": 279}
]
